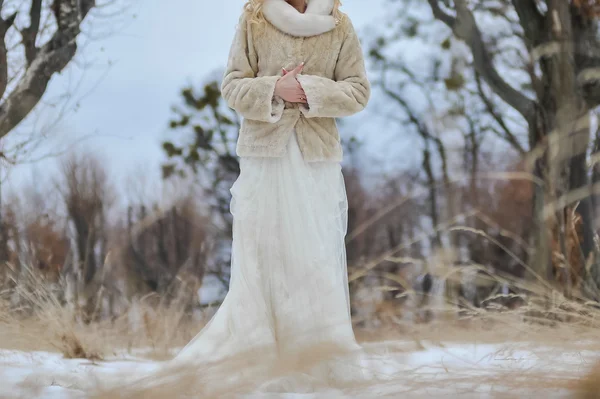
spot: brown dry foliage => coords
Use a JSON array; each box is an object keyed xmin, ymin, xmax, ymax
[
  {"xmin": 23, "ymin": 218, "xmax": 69, "ymax": 283},
  {"xmin": 60, "ymin": 330, "xmax": 103, "ymax": 361},
  {"xmin": 121, "ymin": 198, "xmax": 207, "ymax": 302},
  {"xmin": 484, "ymin": 161, "xmax": 586, "ymax": 293},
  {"xmin": 489, "ymin": 163, "xmax": 533, "ymax": 235},
  {"xmin": 0, "ymin": 283, "xmax": 202, "ymax": 360},
  {"xmin": 574, "ymin": 361, "xmax": 600, "ymax": 398},
  {"xmin": 573, "ymin": 0, "xmax": 600, "ymax": 18},
  {"xmin": 550, "ymin": 208, "xmax": 585, "ymax": 291},
  {"xmin": 0, "ymin": 204, "xmax": 69, "ymax": 290}
]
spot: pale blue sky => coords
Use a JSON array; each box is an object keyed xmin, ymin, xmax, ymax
[{"xmin": 4, "ymin": 0, "xmax": 392, "ymax": 194}]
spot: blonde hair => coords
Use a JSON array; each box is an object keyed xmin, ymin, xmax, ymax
[{"xmin": 244, "ymin": 0, "xmax": 343, "ymax": 25}]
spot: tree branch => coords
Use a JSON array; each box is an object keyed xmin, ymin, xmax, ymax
[
  {"xmin": 21, "ymin": 0, "xmax": 43, "ymax": 66},
  {"xmin": 0, "ymin": 11, "xmax": 17, "ymax": 99},
  {"xmin": 475, "ymin": 73, "xmax": 526, "ymax": 154},
  {"xmin": 427, "ymin": 0, "xmax": 536, "ymax": 123},
  {"xmin": 0, "ymin": 0, "xmax": 96, "ymax": 139},
  {"xmin": 511, "ymin": 0, "xmax": 545, "ymax": 49},
  {"xmin": 380, "ymin": 66, "xmax": 443, "ymax": 147},
  {"xmin": 80, "ymin": 0, "xmax": 96, "ymax": 18},
  {"xmin": 427, "ymin": 0, "xmax": 456, "ymax": 27}
]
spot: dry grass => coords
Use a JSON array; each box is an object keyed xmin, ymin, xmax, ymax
[
  {"xmin": 3, "ymin": 288, "xmax": 600, "ymax": 398},
  {"xmin": 89, "ymin": 343, "xmax": 369, "ymax": 399},
  {"xmin": 1, "ymin": 281, "xmax": 103, "ymax": 359},
  {"xmin": 83, "ymin": 332, "xmax": 599, "ymax": 399},
  {"xmin": 574, "ymin": 361, "xmax": 600, "ymax": 399},
  {"xmin": 0, "ymin": 279, "xmax": 206, "ymax": 361},
  {"xmin": 3, "ymin": 262, "xmax": 600, "ymax": 397},
  {"xmin": 2, "ymin": 310, "xmax": 600, "ymax": 398},
  {"xmin": 0, "ymin": 305, "xmax": 204, "ymax": 360}
]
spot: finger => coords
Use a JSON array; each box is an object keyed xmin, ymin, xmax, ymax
[
  {"xmin": 290, "ymin": 62, "xmax": 305, "ymax": 76},
  {"xmin": 282, "ymin": 67, "xmax": 288, "ymax": 75}
]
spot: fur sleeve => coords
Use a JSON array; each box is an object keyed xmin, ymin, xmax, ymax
[
  {"xmin": 221, "ymin": 15, "xmax": 285, "ymax": 123},
  {"xmin": 296, "ymin": 19, "xmax": 370, "ymax": 119}
]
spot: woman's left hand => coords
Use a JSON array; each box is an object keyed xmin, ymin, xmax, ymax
[{"xmin": 282, "ymin": 65, "xmax": 307, "ymax": 104}]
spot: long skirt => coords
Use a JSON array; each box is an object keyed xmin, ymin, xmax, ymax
[{"xmin": 173, "ymin": 130, "xmax": 364, "ymax": 390}]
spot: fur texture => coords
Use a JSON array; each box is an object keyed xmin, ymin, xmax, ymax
[
  {"xmin": 221, "ymin": 9, "xmax": 370, "ymax": 162},
  {"xmin": 262, "ymin": 0, "xmax": 336, "ymax": 37}
]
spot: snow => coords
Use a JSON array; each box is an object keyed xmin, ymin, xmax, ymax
[
  {"xmin": 198, "ymin": 274, "xmax": 228, "ymax": 305},
  {"xmin": 0, "ymin": 350, "xmax": 151, "ymax": 398},
  {"xmin": 0, "ymin": 342, "xmax": 597, "ymax": 398}
]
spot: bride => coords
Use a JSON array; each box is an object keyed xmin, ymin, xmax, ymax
[
  {"xmin": 173, "ymin": 0, "xmax": 369, "ymax": 368},
  {"xmin": 172, "ymin": 0, "xmax": 370, "ymax": 381}
]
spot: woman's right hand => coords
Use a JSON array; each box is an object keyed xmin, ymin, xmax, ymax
[{"xmin": 274, "ymin": 63, "xmax": 307, "ymax": 103}]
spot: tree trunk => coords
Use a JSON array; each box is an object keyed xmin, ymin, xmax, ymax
[
  {"xmin": 570, "ymin": 152, "xmax": 595, "ymax": 262},
  {"xmin": 592, "ymin": 125, "xmax": 600, "ymax": 210},
  {"xmin": 529, "ymin": 139, "xmax": 552, "ymax": 282},
  {"xmin": 423, "ymin": 145, "xmax": 442, "ymax": 248}
]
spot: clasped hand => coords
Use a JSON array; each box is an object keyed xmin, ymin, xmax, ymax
[{"xmin": 274, "ymin": 63, "xmax": 307, "ymax": 104}]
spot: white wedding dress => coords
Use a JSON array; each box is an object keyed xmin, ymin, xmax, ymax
[{"xmin": 167, "ymin": 130, "xmax": 369, "ymax": 393}]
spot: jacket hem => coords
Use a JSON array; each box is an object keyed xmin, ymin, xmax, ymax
[{"xmin": 236, "ymin": 143, "xmax": 343, "ymax": 163}]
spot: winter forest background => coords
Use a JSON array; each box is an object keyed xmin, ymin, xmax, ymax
[{"xmin": 3, "ymin": 0, "xmax": 600, "ymax": 396}]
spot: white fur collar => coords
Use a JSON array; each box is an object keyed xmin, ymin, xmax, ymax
[{"xmin": 262, "ymin": 0, "xmax": 337, "ymax": 37}]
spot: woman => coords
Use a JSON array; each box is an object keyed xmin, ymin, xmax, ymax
[{"xmin": 173, "ymin": 0, "xmax": 371, "ymax": 389}]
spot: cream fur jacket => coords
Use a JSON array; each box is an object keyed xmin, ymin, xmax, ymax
[{"xmin": 221, "ymin": 0, "xmax": 370, "ymax": 162}]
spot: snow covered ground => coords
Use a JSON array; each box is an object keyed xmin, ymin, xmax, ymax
[{"xmin": 1, "ymin": 341, "xmax": 597, "ymax": 398}]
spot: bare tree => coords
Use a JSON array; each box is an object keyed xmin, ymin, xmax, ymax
[
  {"xmin": 0, "ymin": 0, "xmax": 98, "ymax": 139},
  {"xmin": 425, "ymin": 0, "xmax": 599, "ymax": 292},
  {"xmin": 122, "ymin": 197, "xmax": 209, "ymax": 306},
  {"xmin": 59, "ymin": 152, "xmax": 112, "ymax": 321}
]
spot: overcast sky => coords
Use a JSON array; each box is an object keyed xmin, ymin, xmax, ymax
[{"xmin": 4, "ymin": 0, "xmax": 392, "ymax": 195}]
